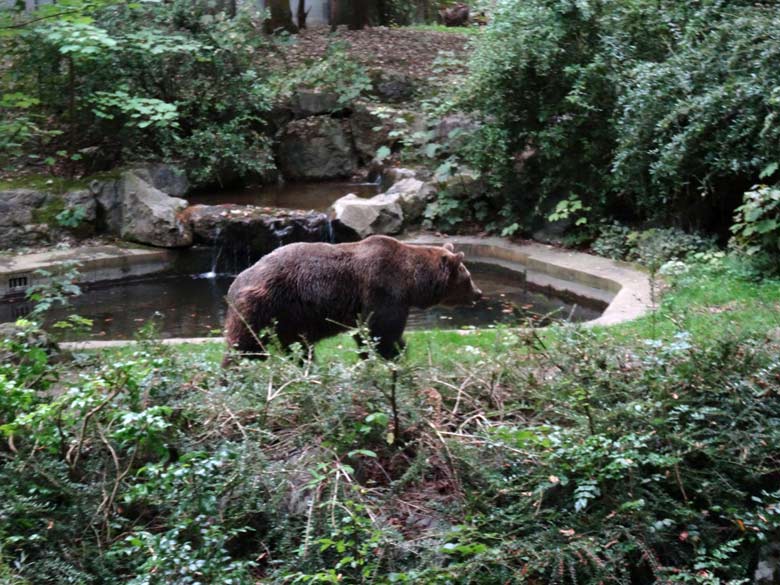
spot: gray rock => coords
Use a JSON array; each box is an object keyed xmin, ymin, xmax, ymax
[
  {"xmin": 384, "ymin": 178, "xmax": 435, "ymax": 224},
  {"xmin": 185, "ymin": 203, "xmax": 331, "ymax": 270},
  {"xmin": 330, "ymin": 193, "xmax": 403, "ymax": 239},
  {"xmin": 756, "ymin": 541, "xmax": 780, "ymax": 584},
  {"xmin": 435, "ymin": 113, "xmax": 480, "ymax": 151},
  {"xmin": 62, "ymin": 189, "xmax": 97, "ymax": 236},
  {"xmin": 349, "ymin": 102, "xmax": 399, "ymax": 163},
  {"xmin": 278, "ymin": 117, "xmax": 357, "ymax": 180},
  {"xmin": 91, "ymin": 178, "xmax": 123, "ymax": 234},
  {"xmin": 532, "ymin": 193, "xmax": 573, "ymax": 246},
  {"xmin": 438, "ymin": 167, "xmax": 482, "ymax": 196},
  {"xmin": 292, "ymin": 90, "xmax": 343, "ymax": 117},
  {"xmin": 370, "ymin": 70, "xmax": 415, "ymax": 103},
  {"xmin": 130, "ymin": 163, "xmax": 189, "ymax": 197},
  {"xmin": 0, "ymin": 189, "xmax": 47, "ymax": 228},
  {"xmin": 383, "ymin": 167, "xmax": 416, "ymax": 184},
  {"xmin": 0, "ymin": 188, "xmax": 94, "ymax": 246},
  {"xmin": 120, "ymin": 173, "xmax": 192, "ymax": 248}
]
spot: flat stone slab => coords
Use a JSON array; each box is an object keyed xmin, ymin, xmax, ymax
[
  {"xmin": 0, "ymin": 245, "xmax": 174, "ymax": 297},
  {"xmin": 61, "ymin": 337, "xmax": 217, "ymax": 351}
]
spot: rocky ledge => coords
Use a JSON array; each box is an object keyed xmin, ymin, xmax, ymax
[{"xmin": 185, "ymin": 204, "xmax": 335, "ymax": 252}]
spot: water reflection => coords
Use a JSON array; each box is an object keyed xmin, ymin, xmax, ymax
[{"xmin": 0, "ymin": 263, "xmax": 605, "ymax": 341}]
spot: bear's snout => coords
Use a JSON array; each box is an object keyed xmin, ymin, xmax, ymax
[{"xmin": 472, "ymin": 286, "xmax": 483, "ymax": 301}]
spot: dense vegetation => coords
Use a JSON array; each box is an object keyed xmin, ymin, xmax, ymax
[
  {"xmin": 3, "ymin": 1, "xmax": 780, "ymax": 583},
  {"xmin": 1, "ymin": 258, "xmax": 780, "ymax": 583},
  {"xmin": 449, "ymin": 0, "xmax": 780, "ymax": 252},
  {"xmin": 0, "ymin": 0, "xmax": 371, "ymax": 187}
]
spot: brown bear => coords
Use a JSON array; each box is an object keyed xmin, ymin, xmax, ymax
[{"xmin": 222, "ymin": 235, "xmax": 482, "ymax": 363}]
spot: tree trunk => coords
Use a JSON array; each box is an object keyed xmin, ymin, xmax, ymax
[
  {"xmin": 297, "ymin": 0, "xmax": 308, "ymax": 28},
  {"xmin": 265, "ymin": 0, "xmax": 298, "ymax": 33},
  {"xmin": 348, "ymin": 0, "xmax": 367, "ymax": 29},
  {"xmin": 330, "ymin": 0, "xmax": 338, "ymax": 32}
]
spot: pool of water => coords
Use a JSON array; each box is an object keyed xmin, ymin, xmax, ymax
[
  {"xmin": 0, "ymin": 263, "xmax": 605, "ymax": 342},
  {"xmin": 188, "ymin": 181, "xmax": 380, "ymax": 211}
]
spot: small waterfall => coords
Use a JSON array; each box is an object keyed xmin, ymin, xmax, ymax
[
  {"xmin": 198, "ymin": 226, "xmax": 222, "ymax": 279},
  {"xmin": 325, "ymin": 218, "xmax": 336, "ymax": 243}
]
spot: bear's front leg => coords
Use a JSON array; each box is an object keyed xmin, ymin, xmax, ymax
[{"xmin": 365, "ymin": 306, "xmax": 409, "ymax": 360}]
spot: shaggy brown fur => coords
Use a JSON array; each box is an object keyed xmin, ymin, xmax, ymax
[{"xmin": 222, "ymin": 235, "xmax": 482, "ymax": 364}]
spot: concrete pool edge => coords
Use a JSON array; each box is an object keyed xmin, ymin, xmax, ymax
[
  {"xmin": 0, "ymin": 244, "xmax": 177, "ymax": 297},
  {"xmin": 45, "ymin": 236, "xmax": 653, "ymax": 351},
  {"xmin": 22, "ymin": 239, "xmax": 653, "ymax": 350},
  {"xmin": 406, "ymin": 235, "xmax": 654, "ymax": 328}
]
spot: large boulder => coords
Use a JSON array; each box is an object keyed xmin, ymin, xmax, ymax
[
  {"xmin": 330, "ymin": 193, "xmax": 403, "ymax": 239},
  {"xmin": 130, "ymin": 163, "xmax": 189, "ymax": 197},
  {"xmin": 278, "ymin": 117, "xmax": 357, "ymax": 180},
  {"xmin": 61, "ymin": 189, "xmax": 97, "ymax": 237},
  {"xmin": 0, "ymin": 189, "xmax": 50, "ymax": 247},
  {"xmin": 438, "ymin": 167, "xmax": 482, "ymax": 197},
  {"xmin": 119, "ymin": 173, "xmax": 192, "ymax": 247},
  {"xmin": 380, "ymin": 166, "xmax": 417, "ymax": 190},
  {"xmin": 350, "ymin": 103, "xmax": 399, "ymax": 163},
  {"xmin": 384, "ymin": 178, "xmax": 435, "ymax": 224},
  {"xmin": 0, "ymin": 187, "xmax": 98, "ymax": 247},
  {"xmin": 187, "ymin": 204, "xmax": 330, "ymax": 247},
  {"xmin": 185, "ymin": 204, "xmax": 332, "ymax": 271},
  {"xmin": 91, "ymin": 178, "xmax": 123, "ymax": 234}
]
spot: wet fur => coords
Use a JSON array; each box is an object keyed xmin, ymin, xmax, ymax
[{"xmin": 222, "ymin": 235, "xmax": 480, "ymax": 364}]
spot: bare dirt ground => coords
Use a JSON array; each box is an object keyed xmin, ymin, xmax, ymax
[{"xmin": 278, "ymin": 25, "xmax": 473, "ymax": 80}]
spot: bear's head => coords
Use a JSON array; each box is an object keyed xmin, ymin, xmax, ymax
[{"xmin": 439, "ymin": 243, "xmax": 483, "ymax": 307}]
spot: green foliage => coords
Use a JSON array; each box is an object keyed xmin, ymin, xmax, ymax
[
  {"xmin": 1, "ymin": 1, "xmax": 276, "ymax": 185},
  {"xmin": 284, "ymin": 41, "xmax": 372, "ymax": 106},
  {"xmin": 55, "ymin": 204, "xmax": 87, "ymax": 228},
  {"xmin": 25, "ymin": 266, "xmax": 83, "ymax": 319},
  {"xmin": 2, "ymin": 265, "xmax": 780, "ymax": 583},
  {"xmin": 731, "ymin": 184, "xmax": 780, "ymax": 271},
  {"xmin": 458, "ymin": 0, "xmax": 780, "ymax": 236},
  {"xmin": 592, "ymin": 223, "xmax": 716, "ymax": 268}
]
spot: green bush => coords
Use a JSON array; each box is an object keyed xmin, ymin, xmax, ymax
[
  {"xmin": 456, "ymin": 0, "xmax": 780, "ymax": 236},
  {"xmin": 592, "ymin": 223, "xmax": 716, "ymax": 268},
  {"xmin": 2, "ymin": 304, "xmax": 780, "ymax": 582},
  {"xmin": 730, "ymin": 184, "xmax": 780, "ymax": 273},
  {"xmin": 1, "ymin": 2, "xmax": 277, "ymax": 186}
]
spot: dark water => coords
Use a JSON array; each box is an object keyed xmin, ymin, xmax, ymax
[
  {"xmin": 188, "ymin": 181, "xmax": 380, "ymax": 211},
  {"xmin": 0, "ymin": 263, "xmax": 605, "ymax": 342}
]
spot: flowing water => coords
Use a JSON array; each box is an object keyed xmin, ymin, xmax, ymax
[{"xmin": 0, "ymin": 263, "xmax": 605, "ymax": 342}]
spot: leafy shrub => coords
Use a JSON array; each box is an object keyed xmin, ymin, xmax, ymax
[
  {"xmin": 1, "ymin": 2, "xmax": 277, "ymax": 186},
  {"xmin": 592, "ymin": 222, "xmax": 716, "ymax": 268},
  {"xmin": 591, "ymin": 222, "xmax": 633, "ymax": 260},
  {"xmin": 731, "ymin": 184, "xmax": 780, "ymax": 273},
  {"xmin": 282, "ymin": 40, "xmax": 373, "ymax": 106},
  {"xmin": 2, "ymin": 305, "xmax": 780, "ymax": 583},
  {"xmin": 458, "ymin": 0, "xmax": 780, "ymax": 236}
]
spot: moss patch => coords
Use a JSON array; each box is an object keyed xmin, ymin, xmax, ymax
[
  {"xmin": 30, "ymin": 195, "xmax": 66, "ymax": 227},
  {"xmin": 0, "ymin": 170, "xmax": 122, "ymax": 193}
]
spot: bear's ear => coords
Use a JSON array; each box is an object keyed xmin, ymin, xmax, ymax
[
  {"xmin": 456, "ymin": 251, "xmax": 465, "ymax": 262},
  {"xmin": 443, "ymin": 242, "xmax": 455, "ymax": 252}
]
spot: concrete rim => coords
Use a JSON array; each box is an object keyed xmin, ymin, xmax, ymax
[{"xmin": 51, "ymin": 236, "xmax": 654, "ymax": 351}]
